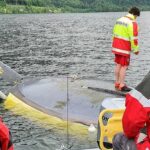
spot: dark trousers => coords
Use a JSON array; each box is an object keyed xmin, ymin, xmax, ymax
[{"xmin": 113, "ymin": 133, "xmax": 137, "ymax": 150}]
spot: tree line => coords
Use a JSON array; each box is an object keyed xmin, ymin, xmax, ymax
[{"xmin": 1, "ymin": 0, "xmax": 150, "ymax": 13}]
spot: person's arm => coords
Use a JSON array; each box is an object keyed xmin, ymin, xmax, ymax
[
  {"xmin": 122, "ymin": 92, "xmax": 148, "ymax": 138},
  {"xmin": 1, "ymin": 138, "xmax": 9, "ymax": 150},
  {"xmin": 0, "ymin": 122, "xmax": 10, "ymax": 150},
  {"xmin": 128, "ymin": 21, "xmax": 139, "ymax": 54}
]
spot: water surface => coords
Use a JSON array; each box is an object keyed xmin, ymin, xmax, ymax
[{"xmin": 0, "ymin": 12, "xmax": 150, "ymax": 149}]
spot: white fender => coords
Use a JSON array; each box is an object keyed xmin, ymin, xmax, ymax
[{"xmin": 0, "ymin": 91, "xmax": 7, "ymax": 100}]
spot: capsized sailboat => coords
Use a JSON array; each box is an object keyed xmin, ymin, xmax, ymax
[
  {"xmin": 5, "ymin": 77, "xmax": 119, "ymax": 126},
  {"xmin": 1, "ymin": 61, "xmax": 149, "ymax": 139},
  {"xmin": 1, "ymin": 60, "xmax": 149, "ymax": 127}
]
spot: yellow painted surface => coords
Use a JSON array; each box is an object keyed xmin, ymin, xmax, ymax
[{"xmin": 4, "ymin": 93, "xmax": 89, "ymax": 137}]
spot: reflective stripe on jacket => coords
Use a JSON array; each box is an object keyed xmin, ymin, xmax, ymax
[
  {"xmin": 112, "ymin": 13, "xmax": 139, "ymax": 56},
  {"xmin": 122, "ymin": 89, "xmax": 150, "ymax": 150}
]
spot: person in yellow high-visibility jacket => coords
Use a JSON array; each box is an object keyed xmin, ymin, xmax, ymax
[{"xmin": 112, "ymin": 7, "xmax": 140, "ymax": 92}]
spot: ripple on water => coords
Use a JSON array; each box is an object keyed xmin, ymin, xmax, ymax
[{"xmin": 0, "ymin": 12, "xmax": 150, "ymax": 149}]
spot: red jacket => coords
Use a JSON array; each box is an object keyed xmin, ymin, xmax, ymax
[
  {"xmin": 112, "ymin": 13, "xmax": 139, "ymax": 57},
  {"xmin": 122, "ymin": 90, "xmax": 150, "ymax": 150},
  {"xmin": 0, "ymin": 119, "xmax": 14, "ymax": 150}
]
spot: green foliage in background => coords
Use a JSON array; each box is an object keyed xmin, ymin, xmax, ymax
[{"xmin": 0, "ymin": 0, "xmax": 150, "ymax": 13}]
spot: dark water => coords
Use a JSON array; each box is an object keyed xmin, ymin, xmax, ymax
[{"xmin": 0, "ymin": 12, "xmax": 150, "ymax": 149}]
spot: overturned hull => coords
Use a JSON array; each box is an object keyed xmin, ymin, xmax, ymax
[
  {"xmin": 4, "ymin": 77, "xmax": 120, "ymax": 126},
  {"xmin": 136, "ymin": 71, "xmax": 150, "ymax": 99}
]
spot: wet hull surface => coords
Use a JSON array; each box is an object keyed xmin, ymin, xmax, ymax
[{"xmin": 8, "ymin": 77, "xmax": 120, "ymax": 125}]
